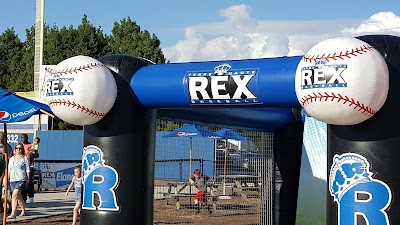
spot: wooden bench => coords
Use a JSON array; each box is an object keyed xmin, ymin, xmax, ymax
[
  {"xmin": 161, "ymin": 192, "xmax": 219, "ymax": 210},
  {"xmin": 158, "ymin": 182, "xmax": 221, "ymax": 210},
  {"xmin": 216, "ymin": 174, "xmax": 261, "ymax": 199},
  {"xmin": 213, "ymin": 179, "xmax": 259, "ymax": 199},
  {"xmin": 230, "ymin": 180, "xmax": 260, "ymax": 199}
]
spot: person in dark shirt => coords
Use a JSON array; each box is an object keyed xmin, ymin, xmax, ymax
[
  {"xmin": 189, "ymin": 168, "xmax": 213, "ymax": 215},
  {"xmin": 20, "ymin": 133, "xmax": 36, "ymax": 204}
]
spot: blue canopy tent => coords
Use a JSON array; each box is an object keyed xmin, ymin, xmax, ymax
[
  {"xmin": 0, "ymin": 90, "xmax": 53, "ymax": 223},
  {"xmin": 215, "ymin": 128, "xmax": 251, "ymax": 142},
  {"xmin": 215, "ymin": 128, "xmax": 250, "ymax": 197},
  {"xmin": 162, "ymin": 124, "xmax": 221, "ymax": 178}
]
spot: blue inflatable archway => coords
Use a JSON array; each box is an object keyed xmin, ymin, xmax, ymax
[{"xmin": 79, "ymin": 35, "xmax": 400, "ymax": 225}]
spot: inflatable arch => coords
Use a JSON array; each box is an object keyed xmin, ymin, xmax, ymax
[{"xmin": 45, "ymin": 34, "xmax": 400, "ymax": 225}]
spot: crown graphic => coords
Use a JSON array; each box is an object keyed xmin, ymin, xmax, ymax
[
  {"xmin": 214, "ymin": 63, "xmax": 231, "ymax": 76},
  {"xmin": 82, "ymin": 145, "xmax": 105, "ymax": 180},
  {"xmin": 314, "ymin": 60, "xmax": 327, "ymax": 69},
  {"xmin": 329, "ymin": 153, "xmax": 372, "ymax": 202}
]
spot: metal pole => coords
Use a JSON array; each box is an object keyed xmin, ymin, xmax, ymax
[
  {"xmin": 3, "ymin": 123, "xmax": 9, "ymax": 224},
  {"xmin": 189, "ymin": 137, "xmax": 192, "ymax": 178},
  {"xmin": 223, "ymin": 140, "xmax": 227, "ymax": 195},
  {"xmin": 189, "ymin": 137, "xmax": 192, "ymax": 206},
  {"xmin": 179, "ymin": 162, "xmax": 182, "ymax": 181}
]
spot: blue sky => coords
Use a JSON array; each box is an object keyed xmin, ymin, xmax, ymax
[{"xmin": 1, "ymin": 0, "xmax": 399, "ymax": 62}]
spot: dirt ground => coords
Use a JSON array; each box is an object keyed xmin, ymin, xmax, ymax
[
  {"xmin": 6, "ymin": 214, "xmax": 75, "ymax": 225},
  {"xmin": 154, "ymin": 197, "xmax": 259, "ymax": 225},
  {"xmin": 4, "ymin": 183, "xmax": 260, "ymax": 224},
  {"xmin": 8, "ymin": 193, "xmax": 259, "ymax": 225}
]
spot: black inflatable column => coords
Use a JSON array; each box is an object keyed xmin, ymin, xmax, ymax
[
  {"xmin": 80, "ymin": 55, "xmax": 156, "ymax": 225},
  {"xmin": 274, "ymin": 111, "xmax": 304, "ymax": 225},
  {"xmin": 327, "ymin": 35, "xmax": 400, "ymax": 225}
]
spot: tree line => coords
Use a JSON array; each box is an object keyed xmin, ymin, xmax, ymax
[
  {"xmin": 0, "ymin": 15, "xmax": 166, "ymax": 129},
  {"xmin": 0, "ymin": 14, "xmax": 262, "ymax": 142}
]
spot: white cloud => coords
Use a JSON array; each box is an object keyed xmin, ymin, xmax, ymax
[
  {"xmin": 162, "ymin": 5, "xmax": 400, "ymax": 63},
  {"xmin": 342, "ymin": 11, "xmax": 400, "ymax": 35},
  {"xmin": 162, "ymin": 27, "xmax": 206, "ymax": 62},
  {"xmin": 219, "ymin": 4, "xmax": 258, "ymax": 34}
]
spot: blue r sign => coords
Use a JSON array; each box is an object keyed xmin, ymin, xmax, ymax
[{"xmin": 82, "ymin": 145, "xmax": 120, "ymax": 211}]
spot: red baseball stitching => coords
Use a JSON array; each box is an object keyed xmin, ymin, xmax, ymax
[
  {"xmin": 48, "ymin": 99, "xmax": 106, "ymax": 118},
  {"xmin": 48, "ymin": 63, "xmax": 105, "ymax": 76},
  {"xmin": 300, "ymin": 92, "xmax": 376, "ymax": 115},
  {"xmin": 302, "ymin": 45, "xmax": 375, "ymax": 63}
]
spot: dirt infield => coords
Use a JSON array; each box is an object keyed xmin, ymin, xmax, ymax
[
  {"xmin": 7, "ymin": 186, "xmax": 260, "ymax": 225},
  {"xmin": 154, "ymin": 196, "xmax": 260, "ymax": 225},
  {"xmin": 8, "ymin": 197, "xmax": 259, "ymax": 225},
  {"xmin": 5, "ymin": 214, "xmax": 74, "ymax": 225},
  {"xmin": 153, "ymin": 179, "xmax": 260, "ymax": 224}
]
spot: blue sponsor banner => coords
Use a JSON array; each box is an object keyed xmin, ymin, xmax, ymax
[
  {"xmin": 55, "ymin": 167, "xmax": 75, "ymax": 187},
  {"xmin": 40, "ymin": 162, "xmax": 81, "ymax": 189}
]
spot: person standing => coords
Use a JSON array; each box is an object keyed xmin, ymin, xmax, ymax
[
  {"xmin": 189, "ymin": 169, "xmax": 213, "ymax": 215},
  {"xmin": 20, "ymin": 134, "xmax": 36, "ymax": 203},
  {"xmin": 0, "ymin": 137, "xmax": 7, "ymax": 213},
  {"xmin": 0, "ymin": 131, "xmax": 13, "ymax": 158},
  {"xmin": 66, "ymin": 165, "xmax": 82, "ymax": 225},
  {"xmin": 7, "ymin": 143, "xmax": 30, "ymax": 219}
]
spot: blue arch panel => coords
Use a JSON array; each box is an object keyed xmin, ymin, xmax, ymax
[
  {"xmin": 131, "ymin": 56, "xmax": 302, "ymax": 108},
  {"xmin": 157, "ymin": 107, "xmax": 294, "ymax": 131}
]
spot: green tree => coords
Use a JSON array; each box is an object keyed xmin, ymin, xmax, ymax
[
  {"xmin": 157, "ymin": 120, "xmax": 181, "ymax": 131},
  {"xmin": 0, "ymin": 15, "xmax": 166, "ymax": 130},
  {"xmin": 40, "ymin": 16, "xmax": 111, "ymax": 130},
  {"xmin": 110, "ymin": 17, "xmax": 165, "ymax": 63},
  {"xmin": 0, "ymin": 28, "xmax": 26, "ymax": 91},
  {"xmin": 16, "ymin": 27, "xmax": 35, "ymax": 92},
  {"xmin": 41, "ymin": 15, "xmax": 110, "ymax": 66},
  {"xmin": 74, "ymin": 15, "xmax": 111, "ymax": 58},
  {"xmin": 44, "ymin": 16, "xmax": 165, "ymax": 129}
]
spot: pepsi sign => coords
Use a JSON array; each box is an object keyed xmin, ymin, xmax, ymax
[
  {"xmin": 0, "ymin": 111, "xmax": 11, "ymax": 122},
  {"xmin": 0, "ymin": 108, "xmax": 36, "ymax": 123},
  {"xmin": 187, "ymin": 63, "xmax": 260, "ymax": 105},
  {"xmin": 177, "ymin": 132, "xmax": 197, "ymax": 136}
]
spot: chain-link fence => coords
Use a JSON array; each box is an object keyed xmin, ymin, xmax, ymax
[{"xmin": 153, "ymin": 119, "xmax": 275, "ymax": 225}]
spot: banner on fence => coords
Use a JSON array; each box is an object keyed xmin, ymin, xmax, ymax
[{"xmin": 40, "ymin": 162, "xmax": 81, "ymax": 189}]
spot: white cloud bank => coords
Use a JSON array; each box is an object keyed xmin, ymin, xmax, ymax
[{"xmin": 162, "ymin": 5, "xmax": 400, "ymax": 62}]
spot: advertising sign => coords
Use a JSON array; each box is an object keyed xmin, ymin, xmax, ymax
[
  {"xmin": 40, "ymin": 65, "xmax": 57, "ymax": 104},
  {"xmin": 40, "ymin": 162, "xmax": 81, "ymax": 189}
]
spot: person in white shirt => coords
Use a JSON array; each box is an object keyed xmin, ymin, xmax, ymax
[{"xmin": 7, "ymin": 143, "xmax": 30, "ymax": 219}]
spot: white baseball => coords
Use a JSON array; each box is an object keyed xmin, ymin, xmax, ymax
[
  {"xmin": 295, "ymin": 37, "xmax": 389, "ymax": 125},
  {"xmin": 45, "ymin": 55, "xmax": 117, "ymax": 126}
]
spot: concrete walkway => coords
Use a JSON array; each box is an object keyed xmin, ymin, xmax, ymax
[{"xmin": 1, "ymin": 191, "xmax": 74, "ymax": 224}]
